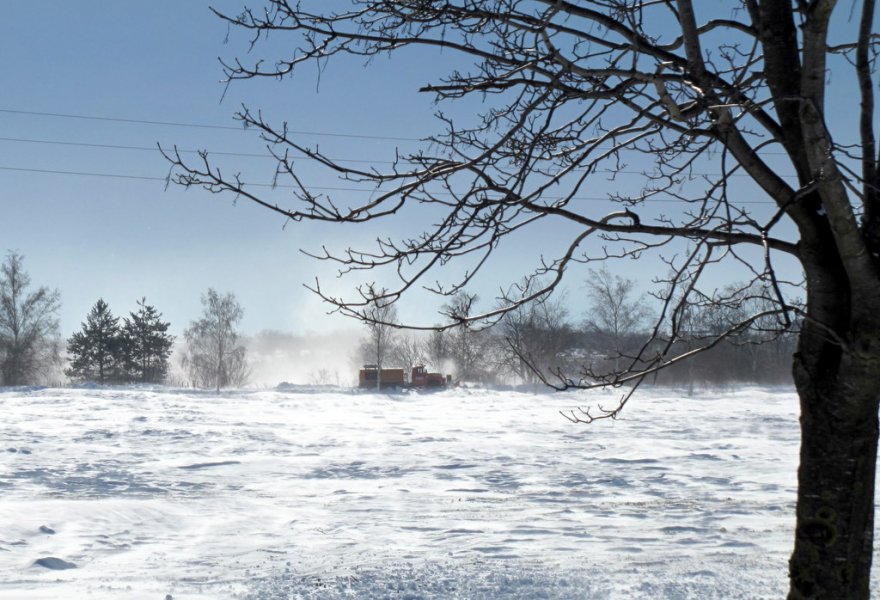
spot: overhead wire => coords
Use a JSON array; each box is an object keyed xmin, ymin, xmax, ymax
[
  {"xmin": 0, "ymin": 108, "xmax": 419, "ymax": 141},
  {"xmin": 0, "ymin": 106, "xmax": 796, "ymax": 154},
  {"xmin": 0, "ymin": 164, "xmax": 780, "ymax": 204},
  {"xmin": 0, "ymin": 135, "xmax": 798, "ymax": 180},
  {"xmin": 0, "ymin": 106, "xmax": 794, "ymax": 204}
]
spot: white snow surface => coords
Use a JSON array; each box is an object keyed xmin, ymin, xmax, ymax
[{"xmin": 0, "ymin": 385, "xmax": 874, "ymax": 599}]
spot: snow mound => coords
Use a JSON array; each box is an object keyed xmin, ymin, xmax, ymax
[{"xmin": 34, "ymin": 557, "xmax": 76, "ymax": 570}]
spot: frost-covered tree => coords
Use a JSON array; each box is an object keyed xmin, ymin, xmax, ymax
[
  {"xmin": 0, "ymin": 252, "xmax": 61, "ymax": 386},
  {"xmin": 121, "ymin": 298, "xmax": 174, "ymax": 384},
  {"xmin": 66, "ymin": 299, "xmax": 123, "ymax": 384},
  {"xmin": 182, "ymin": 289, "xmax": 248, "ymax": 392}
]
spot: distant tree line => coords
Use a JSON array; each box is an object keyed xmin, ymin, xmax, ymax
[
  {"xmin": 65, "ymin": 288, "xmax": 249, "ymax": 391},
  {"xmin": 358, "ymin": 269, "xmax": 796, "ymax": 388},
  {"xmin": 2, "ymin": 247, "xmax": 787, "ymax": 390},
  {"xmin": 0, "ymin": 250, "xmax": 249, "ymax": 391}
]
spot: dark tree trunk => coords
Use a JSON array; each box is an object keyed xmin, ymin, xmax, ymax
[
  {"xmin": 790, "ymin": 369, "xmax": 878, "ymax": 598},
  {"xmin": 788, "ymin": 260, "xmax": 880, "ymax": 598}
]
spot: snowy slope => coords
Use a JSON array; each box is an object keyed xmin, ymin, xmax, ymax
[{"xmin": 0, "ymin": 385, "xmax": 872, "ymax": 598}]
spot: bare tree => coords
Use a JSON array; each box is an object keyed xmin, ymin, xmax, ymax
[
  {"xmin": 584, "ymin": 267, "xmax": 651, "ymax": 373},
  {"xmin": 441, "ymin": 292, "xmax": 487, "ymax": 382},
  {"xmin": 308, "ymin": 367, "xmax": 339, "ymax": 387},
  {"xmin": 498, "ymin": 290, "xmax": 574, "ymax": 384},
  {"xmin": 182, "ymin": 289, "xmax": 249, "ymax": 392},
  {"xmin": 422, "ymin": 329, "xmax": 449, "ymax": 374},
  {"xmin": 0, "ymin": 252, "xmax": 61, "ymax": 386},
  {"xmin": 645, "ymin": 281, "xmax": 800, "ymax": 390},
  {"xmin": 360, "ymin": 293, "xmax": 398, "ymax": 390},
  {"xmin": 391, "ymin": 333, "xmax": 425, "ymax": 382},
  {"xmin": 166, "ymin": 2, "xmax": 880, "ymax": 595},
  {"xmin": 688, "ymin": 283, "xmax": 799, "ymax": 382}
]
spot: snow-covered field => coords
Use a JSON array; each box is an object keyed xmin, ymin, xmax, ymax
[{"xmin": 0, "ymin": 384, "xmax": 871, "ymax": 599}]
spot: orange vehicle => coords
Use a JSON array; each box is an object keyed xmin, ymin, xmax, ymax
[
  {"xmin": 358, "ymin": 364, "xmax": 450, "ymax": 389},
  {"xmin": 358, "ymin": 365, "xmax": 405, "ymax": 389},
  {"xmin": 409, "ymin": 365, "xmax": 451, "ymax": 388}
]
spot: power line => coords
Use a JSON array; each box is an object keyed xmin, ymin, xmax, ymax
[
  {"xmin": 0, "ymin": 164, "xmax": 779, "ymax": 204},
  {"xmin": 0, "ymin": 136, "xmax": 378, "ymax": 163},
  {"xmin": 0, "ymin": 165, "xmax": 167, "ymax": 183},
  {"xmin": 0, "ymin": 165, "xmax": 317, "ymax": 188},
  {"xmin": 0, "ymin": 108, "xmax": 420, "ymax": 142},
  {"xmin": 0, "ymin": 135, "xmax": 799, "ymax": 179},
  {"xmin": 0, "ymin": 136, "xmax": 262, "ymax": 157},
  {"xmin": 0, "ymin": 107, "xmax": 796, "ymax": 159}
]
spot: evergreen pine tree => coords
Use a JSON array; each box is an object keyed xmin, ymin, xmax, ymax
[
  {"xmin": 121, "ymin": 298, "xmax": 174, "ymax": 383},
  {"xmin": 66, "ymin": 299, "xmax": 122, "ymax": 384}
]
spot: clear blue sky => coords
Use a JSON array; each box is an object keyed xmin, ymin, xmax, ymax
[
  {"xmin": 1, "ymin": 2, "xmax": 811, "ymax": 337},
  {"xmin": 1, "ymin": 1, "xmax": 440, "ymax": 336}
]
